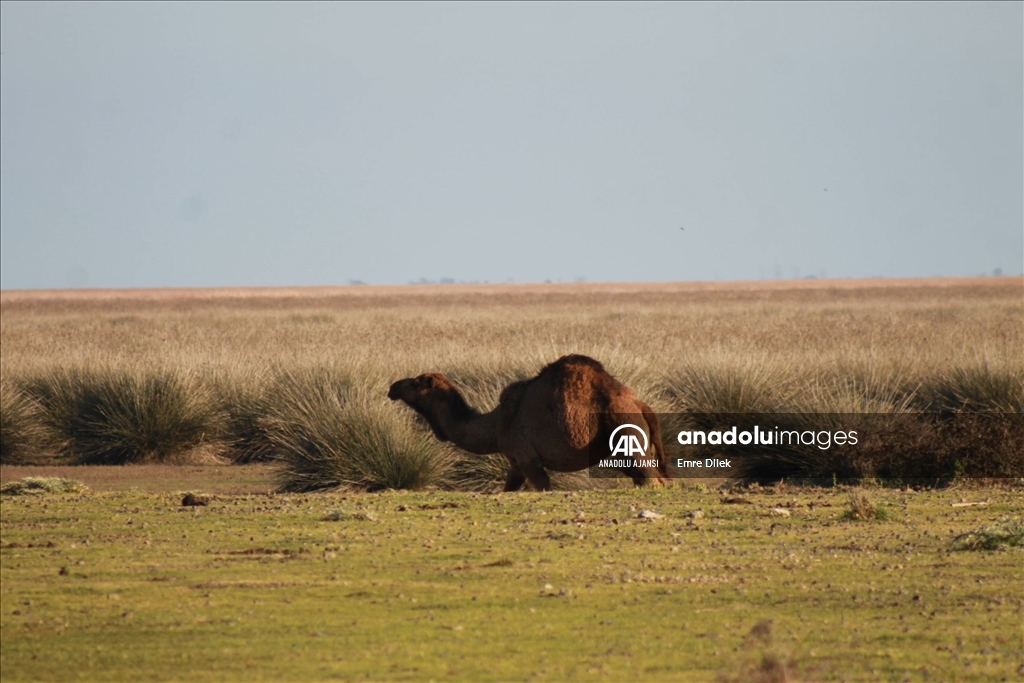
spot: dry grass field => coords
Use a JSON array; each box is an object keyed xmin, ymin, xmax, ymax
[
  {"xmin": 1, "ymin": 278, "xmax": 1022, "ymax": 681},
  {"xmin": 2, "ymin": 277, "xmax": 1022, "ymax": 486},
  {"xmin": 3, "ymin": 278, "xmax": 1021, "ymax": 381}
]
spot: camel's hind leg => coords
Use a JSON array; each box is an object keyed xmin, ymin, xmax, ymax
[
  {"xmin": 640, "ymin": 402, "xmax": 672, "ymax": 486},
  {"xmin": 616, "ymin": 461, "xmax": 656, "ymax": 488},
  {"xmin": 600, "ymin": 410, "xmax": 669, "ymax": 487},
  {"xmin": 624, "ymin": 467, "xmax": 647, "ymax": 488}
]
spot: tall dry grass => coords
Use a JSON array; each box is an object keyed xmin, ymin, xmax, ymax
[
  {"xmin": 1, "ymin": 278, "xmax": 1021, "ymax": 487},
  {"xmin": 1, "ymin": 382, "xmax": 50, "ymax": 464},
  {"xmin": 262, "ymin": 367, "xmax": 455, "ymax": 492},
  {"xmin": 21, "ymin": 366, "xmax": 228, "ymax": 465}
]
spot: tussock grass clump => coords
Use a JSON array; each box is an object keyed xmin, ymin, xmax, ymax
[
  {"xmin": 224, "ymin": 391, "xmax": 276, "ymax": 464},
  {"xmin": 917, "ymin": 363, "xmax": 1024, "ymax": 413},
  {"xmin": 658, "ymin": 352, "xmax": 1023, "ymax": 483},
  {"xmin": 24, "ymin": 367, "xmax": 228, "ymax": 465},
  {"xmin": 0, "ymin": 477, "xmax": 88, "ymax": 496},
  {"xmin": 210, "ymin": 369, "xmax": 276, "ymax": 463},
  {"xmin": 1, "ymin": 383, "xmax": 50, "ymax": 464},
  {"xmin": 841, "ymin": 489, "xmax": 890, "ymax": 521},
  {"xmin": 661, "ymin": 353, "xmax": 796, "ymax": 414},
  {"xmin": 267, "ymin": 368, "xmax": 454, "ymax": 492},
  {"xmin": 950, "ymin": 516, "xmax": 1024, "ymax": 551},
  {"xmin": 447, "ymin": 452, "xmax": 511, "ymax": 493},
  {"xmin": 795, "ymin": 361, "xmax": 918, "ymax": 414}
]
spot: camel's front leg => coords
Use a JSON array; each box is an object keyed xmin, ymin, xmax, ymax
[
  {"xmin": 503, "ymin": 436, "xmax": 552, "ymax": 491},
  {"xmin": 517, "ymin": 452, "xmax": 552, "ymax": 492},
  {"xmin": 503, "ymin": 462, "xmax": 526, "ymax": 492}
]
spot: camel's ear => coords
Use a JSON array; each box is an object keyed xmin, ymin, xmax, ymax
[{"xmin": 421, "ymin": 374, "xmax": 437, "ymax": 389}]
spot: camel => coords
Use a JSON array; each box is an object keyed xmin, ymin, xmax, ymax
[{"xmin": 387, "ymin": 354, "xmax": 670, "ymax": 491}]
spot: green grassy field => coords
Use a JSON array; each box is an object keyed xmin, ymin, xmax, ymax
[{"xmin": 1, "ymin": 475, "xmax": 1021, "ymax": 682}]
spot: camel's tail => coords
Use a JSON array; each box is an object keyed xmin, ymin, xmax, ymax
[{"xmin": 640, "ymin": 402, "xmax": 672, "ymax": 485}]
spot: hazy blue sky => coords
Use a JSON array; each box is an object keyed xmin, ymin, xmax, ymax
[{"xmin": 1, "ymin": 2, "xmax": 1021, "ymax": 289}]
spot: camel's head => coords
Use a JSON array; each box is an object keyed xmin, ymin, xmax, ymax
[
  {"xmin": 387, "ymin": 373, "xmax": 452, "ymax": 403},
  {"xmin": 387, "ymin": 373, "xmax": 460, "ymax": 441}
]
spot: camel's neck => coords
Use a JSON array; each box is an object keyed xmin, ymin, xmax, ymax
[
  {"xmin": 441, "ymin": 408, "xmax": 501, "ymax": 455},
  {"xmin": 421, "ymin": 391, "xmax": 500, "ymax": 455}
]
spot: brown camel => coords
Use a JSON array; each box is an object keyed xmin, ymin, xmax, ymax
[{"xmin": 387, "ymin": 354, "xmax": 670, "ymax": 491}]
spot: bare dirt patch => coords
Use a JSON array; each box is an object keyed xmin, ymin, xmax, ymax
[{"xmin": 0, "ymin": 464, "xmax": 275, "ymax": 494}]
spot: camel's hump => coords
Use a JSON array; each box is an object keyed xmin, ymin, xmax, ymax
[
  {"xmin": 537, "ymin": 355, "xmax": 628, "ymax": 401},
  {"xmin": 541, "ymin": 354, "xmax": 607, "ymax": 375},
  {"xmin": 499, "ymin": 355, "xmax": 626, "ymax": 409},
  {"xmin": 497, "ymin": 356, "xmax": 611, "ymax": 409}
]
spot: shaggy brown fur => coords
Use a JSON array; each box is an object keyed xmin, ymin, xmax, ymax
[{"xmin": 387, "ymin": 354, "xmax": 669, "ymax": 491}]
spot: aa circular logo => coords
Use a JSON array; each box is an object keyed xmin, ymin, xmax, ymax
[{"xmin": 608, "ymin": 424, "xmax": 649, "ymax": 457}]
